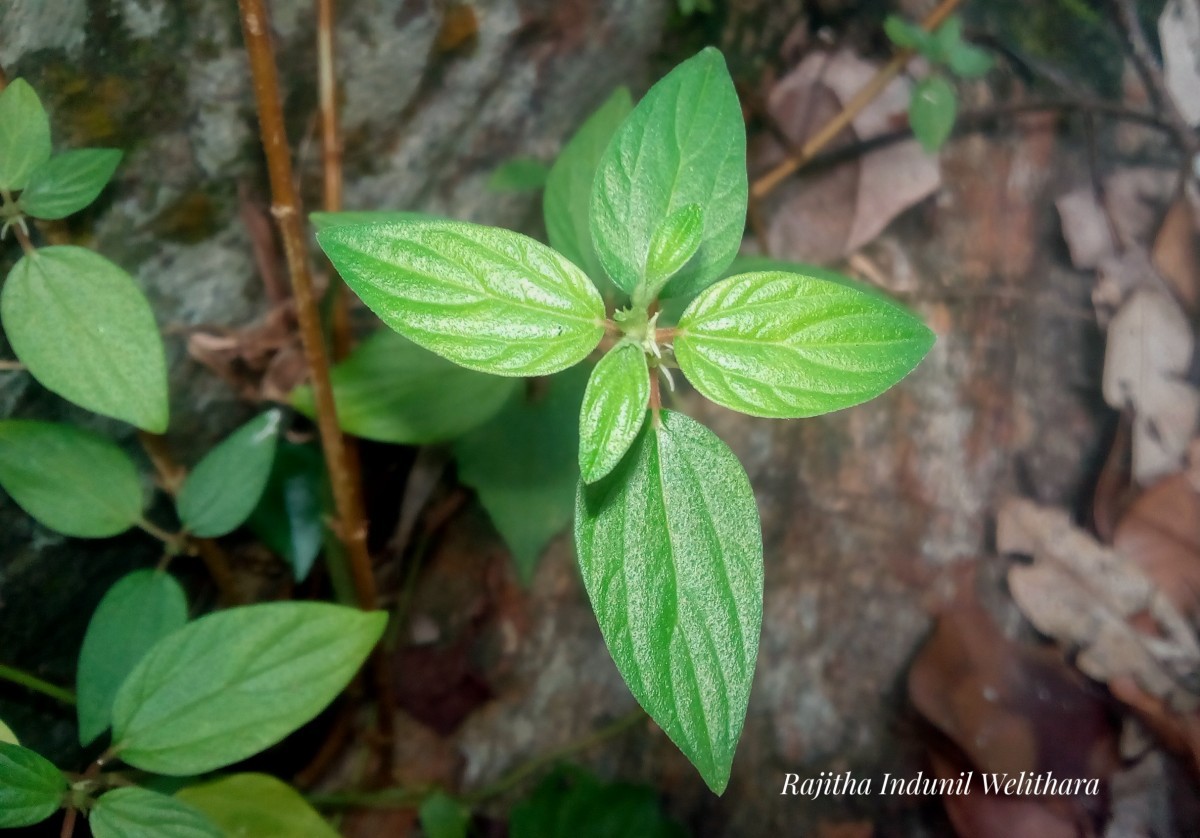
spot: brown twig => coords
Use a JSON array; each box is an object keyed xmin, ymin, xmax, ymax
[
  {"xmin": 750, "ymin": 0, "xmax": 963, "ymax": 200},
  {"xmin": 59, "ymin": 809, "xmax": 76, "ymax": 838},
  {"xmin": 0, "ymin": 359, "xmax": 24, "ymax": 371},
  {"xmin": 648, "ymin": 365, "xmax": 662, "ymax": 427},
  {"xmin": 238, "ymin": 0, "xmax": 394, "ymax": 759}
]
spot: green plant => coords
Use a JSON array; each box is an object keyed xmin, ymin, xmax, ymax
[
  {"xmin": 885, "ymin": 13, "xmax": 995, "ymax": 151},
  {"xmin": 315, "ymin": 47, "xmax": 934, "ymax": 793}
]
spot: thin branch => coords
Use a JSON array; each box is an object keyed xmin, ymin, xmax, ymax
[
  {"xmin": 0, "ymin": 662, "xmax": 76, "ymax": 706},
  {"xmin": 0, "ymin": 359, "xmax": 25, "ymax": 371},
  {"xmin": 751, "ymin": 0, "xmax": 963, "ymax": 199},
  {"xmin": 59, "ymin": 808, "xmax": 77, "ymax": 838}
]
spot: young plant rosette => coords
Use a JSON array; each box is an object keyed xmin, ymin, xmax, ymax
[{"xmin": 317, "ymin": 47, "xmax": 934, "ymax": 794}]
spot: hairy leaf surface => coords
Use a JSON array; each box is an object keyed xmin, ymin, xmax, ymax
[
  {"xmin": 590, "ymin": 48, "xmax": 746, "ymax": 300},
  {"xmin": 675, "ymin": 271, "xmax": 934, "ymax": 418},
  {"xmin": 578, "ymin": 343, "xmax": 649, "ymax": 483},
  {"xmin": 0, "ymin": 420, "xmax": 143, "ymax": 538},
  {"xmin": 19, "ymin": 149, "xmax": 123, "ymax": 219},
  {"xmin": 575, "ymin": 410, "xmax": 762, "ymax": 793},
  {"xmin": 318, "ymin": 220, "xmax": 605, "ymax": 377},
  {"xmin": 111, "ymin": 602, "xmax": 385, "ymax": 775},
  {"xmin": 1, "ymin": 247, "xmax": 168, "ymax": 431}
]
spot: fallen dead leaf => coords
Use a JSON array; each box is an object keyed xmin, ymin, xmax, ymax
[
  {"xmin": 755, "ymin": 49, "xmax": 940, "ymax": 263},
  {"xmin": 1152, "ymin": 193, "xmax": 1200, "ymax": 313},
  {"xmin": 997, "ymin": 498, "xmax": 1200, "ymax": 712},
  {"xmin": 1113, "ymin": 471, "xmax": 1200, "ymax": 622},
  {"xmin": 1159, "ymin": 0, "xmax": 1200, "ymax": 128}
]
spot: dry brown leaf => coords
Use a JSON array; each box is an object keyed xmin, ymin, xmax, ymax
[
  {"xmin": 1091, "ymin": 413, "xmax": 1135, "ymax": 544},
  {"xmin": 756, "ymin": 49, "xmax": 940, "ymax": 263},
  {"xmin": 1101, "ymin": 288, "xmax": 1200, "ymax": 485},
  {"xmin": 998, "ymin": 498, "xmax": 1200, "ymax": 712},
  {"xmin": 1114, "ymin": 472, "xmax": 1200, "ymax": 622},
  {"xmin": 184, "ymin": 302, "xmax": 308, "ymax": 403},
  {"xmin": 1159, "ymin": 0, "xmax": 1200, "ymax": 128},
  {"xmin": 1152, "ymin": 193, "xmax": 1200, "ymax": 313}
]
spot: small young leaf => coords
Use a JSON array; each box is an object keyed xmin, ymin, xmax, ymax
[
  {"xmin": 0, "ymin": 420, "xmax": 143, "ymax": 538},
  {"xmin": 909, "ymin": 76, "xmax": 958, "ymax": 153},
  {"xmin": 578, "ymin": 343, "xmax": 649, "ymax": 483},
  {"xmin": 111, "ymin": 602, "xmax": 385, "ymax": 775},
  {"xmin": 318, "ymin": 220, "xmax": 606, "ymax": 377},
  {"xmin": 643, "ymin": 203, "xmax": 704, "ymax": 297},
  {"xmin": 176, "ymin": 410, "xmax": 281, "ymax": 538},
  {"xmin": 883, "ymin": 14, "xmax": 935, "ymax": 54},
  {"xmin": 247, "ymin": 441, "xmax": 327, "ymax": 582},
  {"xmin": 291, "ymin": 330, "xmax": 517, "ymax": 445},
  {"xmin": 1, "ymin": 246, "xmax": 169, "ymax": 432},
  {"xmin": 90, "ymin": 787, "xmax": 221, "ymax": 838},
  {"xmin": 76, "ymin": 569, "xmax": 189, "ymax": 746},
  {"xmin": 0, "ymin": 79, "xmax": 51, "ymax": 191},
  {"xmin": 309, "ymin": 210, "xmax": 440, "ymax": 231},
  {"xmin": 488, "ymin": 157, "xmax": 550, "ymax": 192},
  {"xmin": 590, "ymin": 48, "xmax": 747, "ymax": 300},
  {"xmin": 544, "ymin": 87, "xmax": 634, "ymax": 286},
  {"xmin": 0, "ymin": 742, "xmax": 65, "ymax": 828},
  {"xmin": 947, "ymin": 42, "xmax": 994, "ymax": 78},
  {"xmin": 418, "ymin": 791, "xmax": 471, "ymax": 838},
  {"xmin": 675, "ymin": 271, "xmax": 934, "ymax": 418},
  {"xmin": 575, "ymin": 410, "xmax": 762, "ymax": 794},
  {"xmin": 0, "ymin": 719, "xmax": 17, "ymax": 745},
  {"xmin": 176, "ymin": 773, "xmax": 339, "ymax": 838},
  {"xmin": 18, "ymin": 149, "xmax": 123, "ymax": 220},
  {"xmin": 453, "ymin": 367, "xmax": 587, "ymax": 582}
]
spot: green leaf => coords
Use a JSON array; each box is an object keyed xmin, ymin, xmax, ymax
[
  {"xmin": 0, "ymin": 420, "xmax": 143, "ymax": 538},
  {"xmin": 77, "ymin": 569, "xmax": 189, "ymax": 746},
  {"xmin": 318, "ymin": 220, "xmax": 605, "ymax": 377},
  {"xmin": 591, "ymin": 48, "xmax": 746, "ymax": 301},
  {"xmin": 510, "ymin": 768, "xmax": 685, "ymax": 838},
  {"xmin": 575, "ymin": 410, "xmax": 762, "ymax": 794},
  {"xmin": 0, "ymin": 742, "xmax": 65, "ymax": 828},
  {"xmin": 453, "ymin": 367, "xmax": 587, "ymax": 582},
  {"xmin": 418, "ymin": 791, "xmax": 471, "ymax": 838},
  {"xmin": 883, "ymin": 15, "xmax": 933, "ymax": 53},
  {"xmin": 643, "ymin": 203, "xmax": 704, "ymax": 297},
  {"xmin": 947, "ymin": 42, "xmax": 994, "ymax": 78},
  {"xmin": 544, "ymin": 88, "xmax": 633, "ymax": 286},
  {"xmin": 292, "ymin": 330, "xmax": 517, "ymax": 445},
  {"xmin": 0, "ymin": 719, "xmax": 17, "ymax": 746},
  {"xmin": 675, "ymin": 271, "xmax": 934, "ymax": 418},
  {"xmin": 578, "ymin": 343, "xmax": 649, "ymax": 483},
  {"xmin": 90, "ymin": 787, "xmax": 221, "ymax": 838},
  {"xmin": 721, "ymin": 256, "xmax": 893, "ymax": 302},
  {"xmin": 0, "ymin": 79, "xmax": 51, "ymax": 192},
  {"xmin": 18, "ymin": 149, "xmax": 123, "ymax": 220},
  {"xmin": 1, "ymin": 246, "xmax": 169, "ymax": 432},
  {"xmin": 909, "ymin": 76, "xmax": 957, "ymax": 153},
  {"xmin": 177, "ymin": 773, "xmax": 339, "ymax": 838},
  {"xmin": 248, "ymin": 441, "xmax": 327, "ymax": 582},
  {"xmin": 175, "ymin": 410, "xmax": 282, "ymax": 537},
  {"xmin": 934, "ymin": 15, "xmax": 964, "ymax": 57},
  {"xmin": 309, "ymin": 210, "xmax": 439, "ymax": 231},
  {"xmin": 488, "ymin": 157, "xmax": 550, "ymax": 192},
  {"xmin": 111, "ymin": 602, "xmax": 386, "ymax": 775}
]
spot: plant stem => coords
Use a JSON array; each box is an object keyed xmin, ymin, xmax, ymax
[
  {"xmin": 0, "ymin": 663, "xmax": 76, "ymax": 706},
  {"xmin": 648, "ymin": 364, "xmax": 662, "ymax": 427},
  {"xmin": 135, "ymin": 517, "xmax": 185, "ymax": 551},
  {"xmin": 750, "ymin": 0, "xmax": 963, "ymax": 199},
  {"xmin": 0, "ymin": 359, "xmax": 25, "ymax": 371},
  {"xmin": 238, "ymin": 0, "xmax": 394, "ymax": 756},
  {"xmin": 59, "ymin": 808, "xmax": 76, "ymax": 838}
]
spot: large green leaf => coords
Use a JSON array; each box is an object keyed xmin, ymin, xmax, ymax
[
  {"xmin": 318, "ymin": 220, "xmax": 605, "ymax": 377},
  {"xmin": 177, "ymin": 773, "xmax": 339, "ymax": 838},
  {"xmin": 453, "ymin": 367, "xmax": 587, "ymax": 582},
  {"xmin": 309, "ymin": 210, "xmax": 438, "ymax": 231},
  {"xmin": 590, "ymin": 48, "xmax": 746, "ymax": 300},
  {"xmin": 292, "ymin": 330, "xmax": 517, "ymax": 445},
  {"xmin": 77, "ymin": 570, "xmax": 189, "ymax": 746},
  {"xmin": 176, "ymin": 410, "xmax": 281, "ymax": 538},
  {"xmin": 575, "ymin": 410, "xmax": 762, "ymax": 794},
  {"xmin": 0, "ymin": 420, "xmax": 143, "ymax": 538},
  {"xmin": 510, "ymin": 768, "xmax": 685, "ymax": 838},
  {"xmin": 544, "ymin": 88, "xmax": 633, "ymax": 286},
  {"xmin": 0, "ymin": 742, "xmax": 65, "ymax": 828},
  {"xmin": 674, "ymin": 271, "xmax": 934, "ymax": 418},
  {"xmin": 90, "ymin": 787, "xmax": 221, "ymax": 838},
  {"xmin": 247, "ymin": 441, "xmax": 327, "ymax": 582},
  {"xmin": 110, "ymin": 602, "xmax": 386, "ymax": 775},
  {"xmin": 0, "ymin": 79, "xmax": 51, "ymax": 191},
  {"xmin": 578, "ymin": 343, "xmax": 649, "ymax": 483},
  {"xmin": 1, "ymin": 246, "xmax": 168, "ymax": 432},
  {"xmin": 18, "ymin": 149, "xmax": 123, "ymax": 220},
  {"xmin": 909, "ymin": 76, "xmax": 957, "ymax": 153}
]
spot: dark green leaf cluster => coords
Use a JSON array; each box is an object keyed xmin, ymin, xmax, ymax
[
  {"xmin": 315, "ymin": 47, "xmax": 935, "ymax": 793},
  {"xmin": 884, "ymin": 14, "xmax": 995, "ymax": 152}
]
